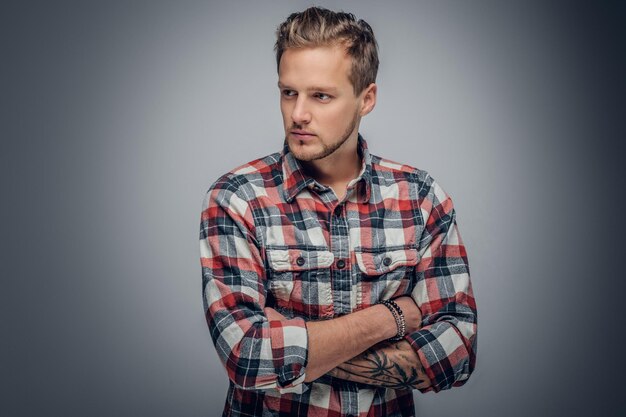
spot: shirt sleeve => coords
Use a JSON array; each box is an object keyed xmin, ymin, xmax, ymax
[
  {"xmin": 200, "ymin": 178, "xmax": 309, "ymax": 393},
  {"xmin": 405, "ymin": 175, "xmax": 478, "ymax": 393}
]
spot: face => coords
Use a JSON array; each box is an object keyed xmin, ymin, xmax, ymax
[{"xmin": 278, "ymin": 45, "xmax": 376, "ymax": 162}]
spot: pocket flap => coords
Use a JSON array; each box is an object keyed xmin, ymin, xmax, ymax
[
  {"xmin": 355, "ymin": 248, "xmax": 419, "ymax": 276},
  {"xmin": 267, "ymin": 249, "xmax": 335, "ymax": 272}
]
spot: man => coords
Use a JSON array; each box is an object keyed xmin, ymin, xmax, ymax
[{"xmin": 200, "ymin": 7, "xmax": 477, "ymax": 417}]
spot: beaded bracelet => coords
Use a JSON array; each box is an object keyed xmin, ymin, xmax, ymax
[{"xmin": 379, "ymin": 299, "xmax": 406, "ymax": 341}]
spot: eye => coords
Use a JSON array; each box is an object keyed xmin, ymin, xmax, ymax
[
  {"xmin": 314, "ymin": 92, "xmax": 332, "ymax": 101},
  {"xmin": 282, "ymin": 89, "xmax": 297, "ymax": 98}
]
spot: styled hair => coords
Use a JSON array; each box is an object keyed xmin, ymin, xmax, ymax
[{"xmin": 274, "ymin": 6, "xmax": 379, "ymax": 95}]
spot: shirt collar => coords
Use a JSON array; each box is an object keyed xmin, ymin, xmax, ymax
[{"xmin": 281, "ymin": 134, "xmax": 373, "ymax": 203}]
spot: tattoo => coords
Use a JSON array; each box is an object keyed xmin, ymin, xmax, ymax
[{"xmin": 328, "ymin": 341, "xmax": 430, "ymax": 390}]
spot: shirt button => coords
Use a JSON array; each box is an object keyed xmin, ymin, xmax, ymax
[
  {"xmin": 336, "ymin": 259, "xmax": 346, "ymax": 269},
  {"xmin": 382, "ymin": 256, "xmax": 392, "ymax": 266},
  {"xmin": 296, "ymin": 256, "xmax": 305, "ymax": 266}
]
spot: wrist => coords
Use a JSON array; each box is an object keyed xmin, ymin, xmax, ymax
[{"xmin": 372, "ymin": 303, "xmax": 400, "ymax": 340}]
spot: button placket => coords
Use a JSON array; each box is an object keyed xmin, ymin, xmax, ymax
[{"xmin": 329, "ymin": 202, "xmax": 350, "ymax": 314}]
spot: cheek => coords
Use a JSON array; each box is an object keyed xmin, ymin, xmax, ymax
[
  {"xmin": 280, "ymin": 102, "xmax": 291, "ymax": 124},
  {"xmin": 323, "ymin": 104, "xmax": 353, "ymax": 130}
]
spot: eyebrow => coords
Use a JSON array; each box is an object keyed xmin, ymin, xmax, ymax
[{"xmin": 278, "ymin": 82, "xmax": 338, "ymax": 94}]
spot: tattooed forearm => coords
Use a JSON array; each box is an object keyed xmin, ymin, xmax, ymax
[{"xmin": 327, "ymin": 340, "xmax": 431, "ymax": 390}]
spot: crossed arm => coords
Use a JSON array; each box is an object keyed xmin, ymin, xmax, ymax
[{"xmin": 264, "ymin": 299, "xmax": 432, "ymax": 390}]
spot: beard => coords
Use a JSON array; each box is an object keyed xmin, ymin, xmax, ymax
[{"xmin": 286, "ymin": 110, "xmax": 359, "ymax": 162}]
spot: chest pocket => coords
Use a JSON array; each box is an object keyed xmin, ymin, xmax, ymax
[
  {"xmin": 266, "ymin": 248, "xmax": 334, "ymax": 319},
  {"xmin": 355, "ymin": 247, "xmax": 419, "ymax": 304}
]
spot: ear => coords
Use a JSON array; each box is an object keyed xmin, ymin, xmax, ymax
[{"xmin": 359, "ymin": 83, "xmax": 377, "ymax": 116}]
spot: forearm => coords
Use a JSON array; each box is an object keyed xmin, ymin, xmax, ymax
[
  {"xmin": 327, "ymin": 340, "xmax": 431, "ymax": 390},
  {"xmin": 303, "ymin": 304, "xmax": 398, "ymax": 382}
]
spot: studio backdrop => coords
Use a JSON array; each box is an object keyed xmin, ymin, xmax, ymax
[{"xmin": 3, "ymin": 1, "xmax": 623, "ymax": 416}]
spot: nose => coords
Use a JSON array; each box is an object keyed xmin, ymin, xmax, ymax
[{"xmin": 291, "ymin": 96, "xmax": 311, "ymax": 125}]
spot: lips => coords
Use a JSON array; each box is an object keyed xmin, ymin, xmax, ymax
[
  {"xmin": 291, "ymin": 129, "xmax": 315, "ymax": 136},
  {"xmin": 290, "ymin": 130, "xmax": 316, "ymax": 140}
]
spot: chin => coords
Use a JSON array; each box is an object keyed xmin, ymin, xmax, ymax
[
  {"xmin": 289, "ymin": 149, "xmax": 318, "ymax": 162},
  {"xmin": 287, "ymin": 140, "xmax": 319, "ymax": 161}
]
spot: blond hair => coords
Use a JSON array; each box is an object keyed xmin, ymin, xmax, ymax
[{"xmin": 275, "ymin": 7, "xmax": 379, "ymax": 95}]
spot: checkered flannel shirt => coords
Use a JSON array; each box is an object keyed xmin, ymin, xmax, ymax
[{"xmin": 200, "ymin": 135, "xmax": 477, "ymax": 417}]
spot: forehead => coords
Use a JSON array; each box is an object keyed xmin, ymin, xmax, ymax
[{"xmin": 278, "ymin": 45, "xmax": 352, "ymax": 89}]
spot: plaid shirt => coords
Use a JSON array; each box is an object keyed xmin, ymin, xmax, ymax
[{"xmin": 200, "ymin": 135, "xmax": 477, "ymax": 417}]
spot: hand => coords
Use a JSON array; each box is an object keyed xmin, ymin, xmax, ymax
[
  {"xmin": 264, "ymin": 306, "xmax": 286, "ymax": 322},
  {"xmin": 392, "ymin": 296, "xmax": 423, "ymax": 334}
]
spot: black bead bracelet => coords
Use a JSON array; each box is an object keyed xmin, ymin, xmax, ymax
[{"xmin": 379, "ymin": 299, "xmax": 406, "ymax": 341}]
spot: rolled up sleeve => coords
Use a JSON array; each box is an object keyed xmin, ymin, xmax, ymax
[
  {"xmin": 406, "ymin": 176, "xmax": 477, "ymax": 393},
  {"xmin": 200, "ymin": 178, "xmax": 308, "ymax": 392}
]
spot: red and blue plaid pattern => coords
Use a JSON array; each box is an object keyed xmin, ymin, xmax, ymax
[{"xmin": 200, "ymin": 136, "xmax": 477, "ymax": 416}]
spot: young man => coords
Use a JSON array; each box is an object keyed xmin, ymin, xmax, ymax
[{"xmin": 200, "ymin": 7, "xmax": 477, "ymax": 417}]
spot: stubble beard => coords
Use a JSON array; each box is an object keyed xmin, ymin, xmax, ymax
[{"xmin": 287, "ymin": 111, "xmax": 359, "ymax": 162}]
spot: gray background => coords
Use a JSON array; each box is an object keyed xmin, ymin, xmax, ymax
[{"xmin": 3, "ymin": 0, "xmax": 624, "ymax": 416}]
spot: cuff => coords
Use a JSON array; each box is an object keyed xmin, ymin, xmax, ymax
[
  {"xmin": 405, "ymin": 321, "xmax": 471, "ymax": 393},
  {"xmin": 269, "ymin": 316, "xmax": 309, "ymax": 393}
]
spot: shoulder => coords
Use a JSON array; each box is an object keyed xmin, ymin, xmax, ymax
[
  {"xmin": 369, "ymin": 153, "xmax": 451, "ymax": 204},
  {"xmin": 370, "ymin": 153, "xmax": 431, "ymax": 189},
  {"xmin": 206, "ymin": 152, "xmax": 282, "ymax": 195}
]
